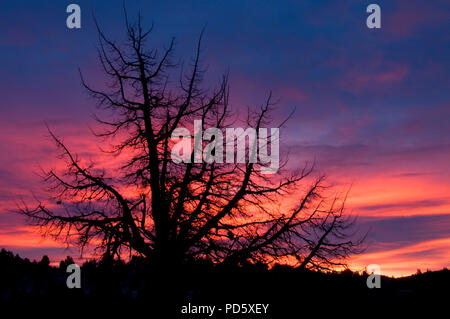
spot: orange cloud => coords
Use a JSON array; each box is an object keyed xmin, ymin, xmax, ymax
[{"xmin": 349, "ymin": 238, "xmax": 450, "ymax": 277}]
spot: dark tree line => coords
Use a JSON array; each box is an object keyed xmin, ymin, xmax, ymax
[{"xmin": 1, "ymin": 248, "xmax": 448, "ymax": 315}]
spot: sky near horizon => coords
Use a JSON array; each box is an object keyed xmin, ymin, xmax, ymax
[{"xmin": 0, "ymin": 0, "xmax": 449, "ymax": 277}]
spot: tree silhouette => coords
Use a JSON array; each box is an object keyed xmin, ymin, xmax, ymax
[
  {"xmin": 39, "ymin": 255, "xmax": 50, "ymax": 267},
  {"xmin": 19, "ymin": 13, "xmax": 364, "ymax": 275}
]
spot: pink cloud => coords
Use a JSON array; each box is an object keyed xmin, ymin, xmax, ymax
[
  {"xmin": 374, "ymin": 65, "xmax": 409, "ymax": 84},
  {"xmin": 3, "ymin": 27, "xmax": 36, "ymax": 47},
  {"xmin": 385, "ymin": 1, "xmax": 449, "ymax": 37},
  {"xmin": 338, "ymin": 63, "xmax": 409, "ymax": 93},
  {"xmin": 278, "ymin": 86, "xmax": 310, "ymax": 104}
]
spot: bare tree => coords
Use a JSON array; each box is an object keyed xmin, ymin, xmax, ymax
[{"xmin": 19, "ymin": 14, "xmax": 364, "ymax": 274}]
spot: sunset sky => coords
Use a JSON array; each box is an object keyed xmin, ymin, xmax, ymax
[{"xmin": 0, "ymin": 0, "xmax": 449, "ymax": 277}]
